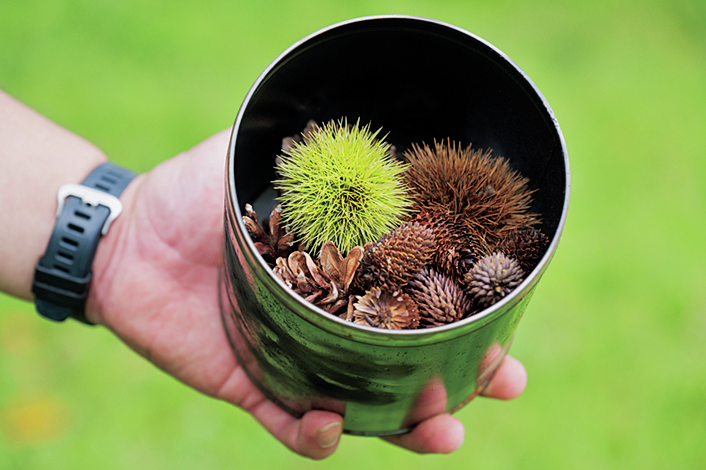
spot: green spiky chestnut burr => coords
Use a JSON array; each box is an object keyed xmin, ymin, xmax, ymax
[{"xmin": 274, "ymin": 119, "xmax": 411, "ymax": 255}]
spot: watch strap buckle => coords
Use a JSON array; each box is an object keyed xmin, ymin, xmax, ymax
[
  {"xmin": 57, "ymin": 184, "xmax": 124, "ymax": 235},
  {"xmin": 33, "ymin": 162, "xmax": 136, "ymax": 323}
]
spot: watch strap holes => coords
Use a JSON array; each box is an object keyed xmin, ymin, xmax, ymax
[
  {"xmin": 99, "ymin": 175, "xmax": 117, "ymax": 184},
  {"xmin": 53, "ymin": 264, "xmax": 70, "ymax": 273},
  {"xmin": 67, "ymin": 223, "xmax": 84, "ymax": 234},
  {"xmin": 59, "ymin": 237, "xmax": 79, "ymax": 251}
]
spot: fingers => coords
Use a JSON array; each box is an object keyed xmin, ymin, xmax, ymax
[
  {"xmin": 216, "ymin": 366, "xmax": 342, "ymax": 459},
  {"xmin": 382, "ymin": 413, "xmax": 465, "ymax": 454},
  {"xmin": 481, "ymin": 355, "xmax": 528, "ymax": 400},
  {"xmin": 383, "ymin": 354, "xmax": 526, "ymax": 454},
  {"xmin": 219, "ymin": 355, "xmax": 526, "ymax": 458},
  {"xmin": 246, "ymin": 395, "xmax": 343, "ymax": 459},
  {"xmin": 296, "ymin": 410, "xmax": 344, "ymax": 458}
]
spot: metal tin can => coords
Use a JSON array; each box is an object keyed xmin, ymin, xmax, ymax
[{"xmin": 220, "ymin": 15, "xmax": 570, "ymax": 435}]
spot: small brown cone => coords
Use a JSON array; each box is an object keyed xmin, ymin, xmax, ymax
[
  {"xmin": 355, "ymin": 221, "xmax": 435, "ymax": 291},
  {"xmin": 407, "ymin": 268, "xmax": 473, "ymax": 327},
  {"xmin": 413, "ymin": 209, "xmax": 477, "ymax": 281},
  {"xmin": 273, "ymin": 250, "xmax": 348, "ymax": 315},
  {"xmin": 243, "ymin": 204, "xmax": 296, "ymax": 266},
  {"xmin": 352, "ymin": 288, "xmax": 420, "ymax": 330},
  {"xmin": 464, "ymin": 252, "xmax": 524, "ymax": 309},
  {"xmin": 495, "ymin": 228, "xmax": 550, "ymax": 274},
  {"xmin": 319, "ymin": 241, "xmax": 364, "ymax": 293}
]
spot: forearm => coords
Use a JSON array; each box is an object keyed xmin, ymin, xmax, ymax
[{"xmin": 0, "ymin": 89, "xmax": 108, "ymax": 300}]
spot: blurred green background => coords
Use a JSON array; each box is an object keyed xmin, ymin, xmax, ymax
[{"xmin": 1, "ymin": 0, "xmax": 705, "ymax": 468}]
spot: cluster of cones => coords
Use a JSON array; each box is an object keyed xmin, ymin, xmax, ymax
[{"xmin": 243, "ymin": 135, "xmax": 550, "ymax": 330}]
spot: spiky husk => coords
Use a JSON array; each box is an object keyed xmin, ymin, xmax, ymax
[
  {"xmin": 495, "ymin": 228, "xmax": 550, "ymax": 274},
  {"xmin": 274, "ymin": 118, "xmax": 411, "ymax": 255},
  {"xmin": 464, "ymin": 252, "xmax": 524, "ymax": 309},
  {"xmin": 403, "ymin": 140, "xmax": 537, "ymax": 252},
  {"xmin": 412, "ymin": 209, "xmax": 477, "ymax": 280},
  {"xmin": 355, "ymin": 221, "xmax": 435, "ymax": 291},
  {"xmin": 351, "ymin": 288, "xmax": 420, "ymax": 330},
  {"xmin": 407, "ymin": 268, "xmax": 473, "ymax": 327}
]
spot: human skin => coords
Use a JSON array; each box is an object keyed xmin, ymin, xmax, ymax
[{"xmin": 0, "ymin": 89, "xmax": 527, "ymax": 459}]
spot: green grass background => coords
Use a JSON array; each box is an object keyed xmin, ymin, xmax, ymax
[{"xmin": 1, "ymin": 0, "xmax": 705, "ymax": 468}]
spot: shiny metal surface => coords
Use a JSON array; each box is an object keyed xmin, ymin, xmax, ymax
[{"xmin": 220, "ymin": 16, "xmax": 570, "ymax": 435}]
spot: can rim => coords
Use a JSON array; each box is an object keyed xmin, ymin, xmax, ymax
[{"xmin": 226, "ymin": 15, "xmax": 570, "ymax": 345}]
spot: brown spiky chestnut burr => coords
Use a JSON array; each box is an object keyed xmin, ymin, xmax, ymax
[
  {"xmin": 351, "ymin": 288, "xmax": 420, "ymax": 330},
  {"xmin": 355, "ymin": 221, "xmax": 435, "ymax": 291},
  {"xmin": 464, "ymin": 252, "xmax": 524, "ymax": 309},
  {"xmin": 403, "ymin": 140, "xmax": 537, "ymax": 253},
  {"xmin": 412, "ymin": 209, "xmax": 477, "ymax": 281},
  {"xmin": 407, "ymin": 268, "xmax": 473, "ymax": 328}
]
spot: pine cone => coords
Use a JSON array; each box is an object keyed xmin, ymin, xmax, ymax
[
  {"xmin": 412, "ymin": 209, "xmax": 477, "ymax": 280},
  {"xmin": 464, "ymin": 252, "xmax": 524, "ymax": 309},
  {"xmin": 355, "ymin": 221, "xmax": 435, "ymax": 291},
  {"xmin": 407, "ymin": 268, "xmax": 473, "ymax": 327},
  {"xmin": 495, "ymin": 228, "xmax": 550, "ymax": 274},
  {"xmin": 319, "ymin": 241, "xmax": 364, "ymax": 294},
  {"xmin": 351, "ymin": 288, "xmax": 420, "ymax": 330},
  {"xmin": 243, "ymin": 204, "xmax": 296, "ymax": 266},
  {"xmin": 273, "ymin": 251, "xmax": 347, "ymax": 315}
]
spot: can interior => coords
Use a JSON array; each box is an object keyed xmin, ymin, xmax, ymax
[{"xmin": 232, "ymin": 17, "xmax": 568, "ymax": 242}]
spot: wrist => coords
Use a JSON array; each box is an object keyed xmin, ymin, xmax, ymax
[
  {"xmin": 31, "ymin": 163, "xmax": 138, "ymax": 323},
  {"xmin": 83, "ymin": 173, "xmax": 142, "ymax": 325}
]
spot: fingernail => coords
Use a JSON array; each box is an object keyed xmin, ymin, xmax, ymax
[{"xmin": 315, "ymin": 421, "xmax": 342, "ymax": 448}]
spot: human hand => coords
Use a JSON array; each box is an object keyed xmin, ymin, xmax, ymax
[{"xmin": 86, "ymin": 129, "xmax": 528, "ymax": 459}]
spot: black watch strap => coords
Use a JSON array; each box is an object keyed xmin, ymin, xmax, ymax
[{"xmin": 32, "ymin": 162, "xmax": 137, "ymax": 324}]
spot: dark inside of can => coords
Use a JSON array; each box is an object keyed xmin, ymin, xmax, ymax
[{"xmin": 232, "ymin": 17, "xmax": 567, "ymax": 242}]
